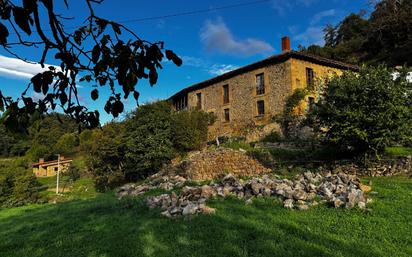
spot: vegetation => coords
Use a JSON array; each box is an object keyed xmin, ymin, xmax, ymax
[
  {"xmin": 0, "ymin": 158, "xmax": 41, "ymax": 207},
  {"xmin": 87, "ymin": 101, "xmax": 213, "ymax": 191},
  {"xmin": 301, "ymin": 0, "xmax": 412, "ymax": 66},
  {"xmin": 0, "ymin": 176, "xmax": 411, "ymax": 257},
  {"xmin": 0, "ymin": 0, "xmax": 181, "ymax": 130},
  {"xmin": 308, "ymin": 66, "xmax": 412, "ymax": 157}
]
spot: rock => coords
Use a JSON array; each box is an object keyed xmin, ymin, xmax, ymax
[
  {"xmin": 161, "ymin": 210, "xmax": 172, "ymax": 218},
  {"xmin": 283, "ymin": 199, "xmax": 294, "ymax": 209},
  {"xmin": 293, "ymin": 189, "xmax": 308, "ymax": 201},
  {"xmin": 262, "ymin": 187, "xmax": 272, "ymax": 197},
  {"xmin": 200, "ymin": 185, "xmax": 216, "ymax": 199},
  {"xmin": 200, "ymin": 205, "xmax": 216, "ymax": 215},
  {"xmin": 333, "ymin": 198, "xmax": 345, "ymax": 208},
  {"xmin": 182, "ymin": 202, "xmax": 198, "ymax": 216},
  {"xmin": 245, "ymin": 198, "xmax": 253, "ymax": 205},
  {"xmin": 297, "ymin": 204, "xmax": 309, "ymax": 211},
  {"xmin": 357, "ymin": 201, "xmax": 366, "ymax": 209},
  {"xmin": 169, "ymin": 207, "xmax": 182, "ymax": 215},
  {"xmin": 250, "ymin": 180, "xmax": 263, "ymax": 195},
  {"xmin": 223, "ymin": 186, "xmax": 232, "ymax": 197},
  {"xmin": 222, "ymin": 173, "xmax": 237, "ymax": 185}
]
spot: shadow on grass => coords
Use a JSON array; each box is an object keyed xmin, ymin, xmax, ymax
[{"xmin": 0, "ymin": 177, "xmax": 411, "ymax": 257}]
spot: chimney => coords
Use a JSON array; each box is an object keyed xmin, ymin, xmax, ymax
[
  {"xmin": 39, "ymin": 158, "xmax": 44, "ymax": 164},
  {"xmin": 281, "ymin": 36, "xmax": 291, "ymax": 52}
]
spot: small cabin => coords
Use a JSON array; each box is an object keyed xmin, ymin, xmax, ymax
[{"xmin": 32, "ymin": 156, "xmax": 73, "ymax": 177}]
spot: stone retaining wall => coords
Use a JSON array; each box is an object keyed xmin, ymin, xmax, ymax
[{"xmin": 176, "ymin": 148, "xmax": 271, "ymax": 181}]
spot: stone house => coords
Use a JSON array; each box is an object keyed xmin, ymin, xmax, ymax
[
  {"xmin": 170, "ymin": 37, "xmax": 358, "ymax": 140},
  {"xmin": 32, "ymin": 156, "xmax": 72, "ymax": 177}
]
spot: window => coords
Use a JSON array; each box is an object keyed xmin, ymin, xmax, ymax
[
  {"xmin": 308, "ymin": 97, "xmax": 315, "ymax": 111},
  {"xmin": 174, "ymin": 95, "xmax": 188, "ymax": 111},
  {"xmin": 196, "ymin": 93, "xmax": 202, "ymax": 109},
  {"xmin": 257, "ymin": 100, "xmax": 265, "ymax": 116},
  {"xmin": 306, "ymin": 68, "xmax": 314, "ymax": 87},
  {"xmin": 54, "ymin": 167, "xmax": 58, "ymax": 172},
  {"xmin": 223, "ymin": 84, "xmax": 229, "ymax": 104},
  {"xmin": 224, "ymin": 108, "xmax": 230, "ymax": 122},
  {"xmin": 256, "ymin": 73, "xmax": 265, "ymax": 95}
]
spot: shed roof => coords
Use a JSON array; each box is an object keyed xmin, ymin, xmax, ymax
[{"xmin": 32, "ymin": 159, "xmax": 73, "ymax": 168}]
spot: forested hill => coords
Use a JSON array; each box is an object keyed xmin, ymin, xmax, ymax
[{"xmin": 300, "ymin": 0, "xmax": 412, "ymax": 66}]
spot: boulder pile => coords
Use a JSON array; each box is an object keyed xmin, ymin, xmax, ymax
[{"xmin": 137, "ymin": 171, "xmax": 369, "ymax": 218}]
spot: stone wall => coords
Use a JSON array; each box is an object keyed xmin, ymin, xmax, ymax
[
  {"xmin": 173, "ymin": 148, "xmax": 271, "ymax": 181},
  {"xmin": 185, "ymin": 57, "xmax": 348, "ymax": 141},
  {"xmin": 187, "ymin": 61, "xmax": 291, "ymax": 140}
]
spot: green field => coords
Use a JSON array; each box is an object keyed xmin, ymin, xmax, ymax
[{"xmin": 0, "ymin": 176, "xmax": 411, "ymax": 257}]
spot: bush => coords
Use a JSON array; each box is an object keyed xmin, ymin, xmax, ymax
[
  {"xmin": 261, "ymin": 131, "xmax": 282, "ymax": 143},
  {"xmin": 308, "ymin": 66, "xmax": 412, "ymax": 157},
  {"xmin": 124, "ymin": 101, "xmax": 175, "ymax": 181},
  {"xmin": 87, "ymin": 122, "xmax": 126, "ymax": 192},
  {"xmin": 86, "ymin": 101, "xmax": 213, "ymax": 191},
  {"xmin": 172, "ymin": 109, "xmax": 214, "ymax": 152},
  {"xmin": 0, "ymin": 158, "xmax": 41, "ymax": 207}
]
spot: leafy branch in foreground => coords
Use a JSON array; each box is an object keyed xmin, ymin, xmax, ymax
[{"xmin": 0, "ymin": 0, "xmax": 182, "ymax": 130}]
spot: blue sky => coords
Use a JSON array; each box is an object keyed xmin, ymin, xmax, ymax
[{"xmin": 0, "ymin": 0, "xmax": 369, "ymax": 123}]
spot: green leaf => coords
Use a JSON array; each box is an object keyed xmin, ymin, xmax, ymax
[
  {"xmin": 149, "ymin": 68, "xmax": 158, "ymax": 86},
  {"xmin": 111, "ymin": 23, "xmax": 121, "ymax": 34},
  {"xmin": 0, "ymin": 22, "xmax": 9, "ymax": 45},
  {"xmin": 12, "ymin": 7, "xmax": 32, "ymax": 35},
  {"xmin": 59, "ymin": 92, "xmax": 68, "ymax": 106},
  {"xmin": 91, "ymin": 89, "xmax": 99, "ymax": 101},
  {"xmin": 31, "ymin": 73, "xmax": 43, "ymax": 93},
  {"xmin": 92, "ymin": 45, "xmax": 101, "ymax": 64},
  {"xmin": 23, "ymin": 0, "xmax": 37, "ymax": 13},
  {"xmin": 165, "ymin": 50, "xmax": 182, "ymax": 67}
]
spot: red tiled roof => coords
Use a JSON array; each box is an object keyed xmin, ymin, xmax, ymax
[
  {"xmin": 32, "ymin": 159, "xmax": 73, "ymax": 167},
  {"xmin": 169, "ymin": 51, "xmax": 359, "ymax": 100}
]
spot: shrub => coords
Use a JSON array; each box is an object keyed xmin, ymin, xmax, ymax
[
  {"xmin": 171, "ymin": 109, "xmax": 213, "ymax": 152},
  {"xmin": 261, "ymin": 131, "xmax": 282, "ymax": 143},
  {"xmin": 124, "ymin": 101, "xmax": 175, "ymax": 181},
  {"xmin": 0, "ymin": 158, "xmax": 41, "ymax": 207},
  {"xmin": 308, "ymin": 66, "xmax": 412, "ymax": 157},
  {"xmin": 87, "ymin": 122, "xmax": 126, "ymax": 192},
  {"xmin": 86, "ymin": 101, "xmax": 213, "ymax": 191}
]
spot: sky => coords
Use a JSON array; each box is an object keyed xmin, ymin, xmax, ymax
[{"xmin": 0, "ymin": 0, "xmax": 370, "ymax": 123}]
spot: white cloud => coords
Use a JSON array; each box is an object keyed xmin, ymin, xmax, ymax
[
  {"xmin": 200, "ymin": 18, "xmax": 274, "ymax": 56},
  {"xmin": 0, "ymin": 55, "xmax": 58, "ymax": 80},
  {"xmin": 271, "ymin": 0, "xmax": 319, "ymax": 14},
  {"xmin": 293, "ymin": 26, "xmax": 325, "ymax": 46},
  {"xmin": 182, "ymin": 56, "xmax": 239, "ymax": 76},
  {"xmin": 208, "ymin": 64, "xmax": 239, "ymax": 76},
  {"xmin": 311, "ymin": 9, "xmax": 336, "ymax": 25}
]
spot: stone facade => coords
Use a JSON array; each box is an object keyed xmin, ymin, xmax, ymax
[{"xmin": 171, "ymin": 50, "xmax": 357, "ymax": 140}]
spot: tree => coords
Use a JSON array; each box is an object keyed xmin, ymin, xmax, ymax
[
  {"xmin": 124, "ymin": 101, "xmax": 175, "ymax": 181},
  {"xmin": 171, "ymin": 109, "xmax": 214, "ymax": 152},
  {"xmin": 302, "ymin": 0, "xmax": 412, "ymax": 66},
  {"xmin": 366, "ymin": 0, "xmax": 412, "ymax": 65},
  {"xmin": 0, "ymin": 0, "xmax": 181, "ymax": 130},
  {"xmin": 308, "ymin": 66, "xmax": 412, "ymax": 157},
  {"xmin": 87, "ymin": 122, "xmax": 126, "ymax": 191}
]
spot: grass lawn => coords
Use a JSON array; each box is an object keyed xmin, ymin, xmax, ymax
[{"xmin": 0, "ymin": 177, "xmax": 411, "ymax": 257}]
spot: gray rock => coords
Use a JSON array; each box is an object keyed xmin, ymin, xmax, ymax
[
  {"xmin": 283, "ymin": 199, "xmax": 294, "ymax": 209},
  {"xmin": 293, "ymin": 189, "xmax": 308, "ymax": 201},
  {"xmin": 182, "ymin": 202, "xmax": 198, "ymax": 216}
]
